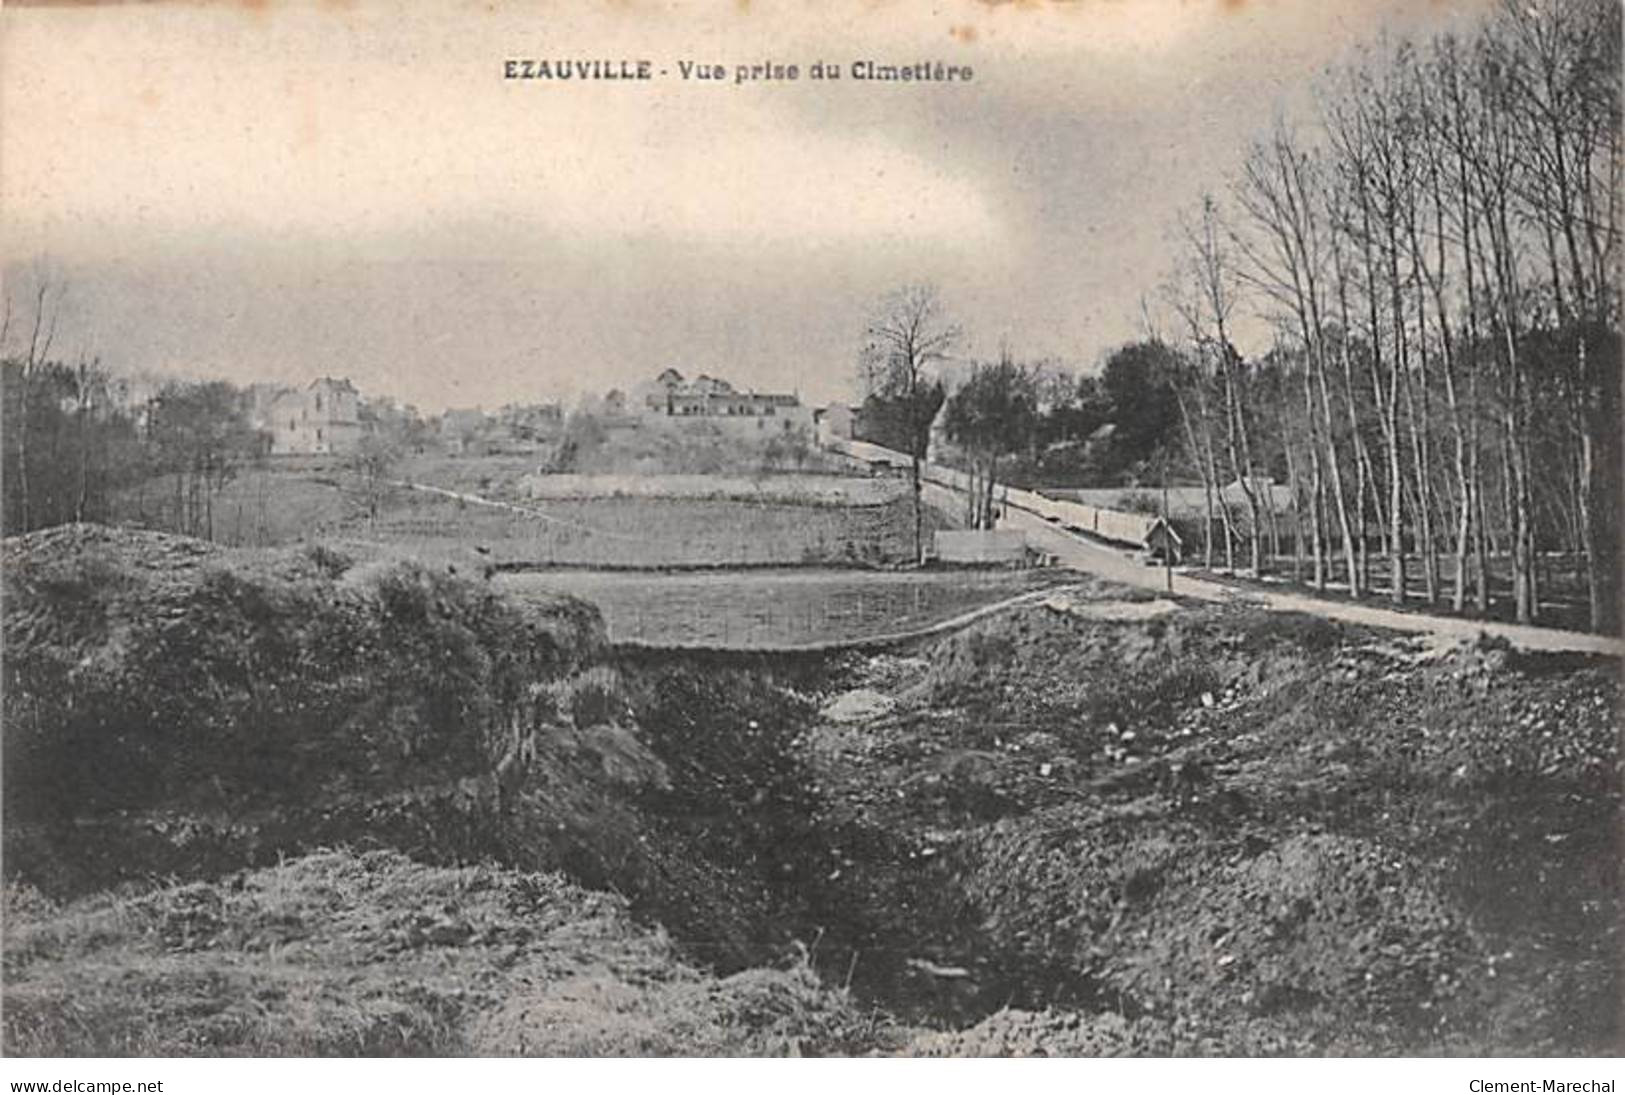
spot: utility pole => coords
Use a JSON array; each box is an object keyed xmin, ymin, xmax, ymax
[{"xmin": 1162, "ymin": 452, "xmax": 1173, "ymax": 594}]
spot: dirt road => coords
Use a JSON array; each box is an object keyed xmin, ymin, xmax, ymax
[{"xmin": 924, "ymin": 483, "xmax": 1624, "ymax": 657}]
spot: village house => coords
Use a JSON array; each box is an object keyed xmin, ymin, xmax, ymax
[
  {"xmin": 496, "ymin": 402, "xmax": 565, "ymax": 444},
  {"xmin": 438, "ymin": 407, "xmax": 493, "ymax": 454},
  {"xmin": 814, "ymin": 403, "xmax": 856, "ymax": 446},
  {"xmin": 248, "ymin": 377, "xmax": 366, "ymax": 456}
]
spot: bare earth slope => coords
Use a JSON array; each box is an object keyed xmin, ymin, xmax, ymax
[{"xmin": 794, "ymin": 597, "xmax": 1620, "ymax": 1053}]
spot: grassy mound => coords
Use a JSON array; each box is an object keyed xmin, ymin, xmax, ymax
[
  {"xmin": 3, "ymin": 849, "xmax": 892, "ymax": 1057},
  {"xmin": 2, "ymin": 525, "xmax": 604, "ymax": 898}
]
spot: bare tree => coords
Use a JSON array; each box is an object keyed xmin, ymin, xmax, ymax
[
  {"xmin": 1498, "ymin": 0, "xmax": 1621, "ymax": 629},
  {"xmin": 1175, "ymin": 195, "xmax": 1265, "ymax": 574},
  {"xmin": 859, "ymin": 284, "xmax": 960, "ymax": 564},
  {"xmin": 1234, "ymin": 120, "xmax": 1363, "ymax": 596},
  {"xmin": 348, "ymin": 432, "xmax": 401, "ymax": 534},
  {"xmin": 8, "ymin": 265, "xmax": 68, "ymax": 533},
  {"xmin": 1325, "ymin": 60, "xmax": 1417, "ymax": 605}
]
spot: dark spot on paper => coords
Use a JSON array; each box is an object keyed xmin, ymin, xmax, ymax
[{"xmin": 949, "ymin": 24, "xmax": 978, "ymax": 44}]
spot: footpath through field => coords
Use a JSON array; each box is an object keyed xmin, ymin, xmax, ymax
[{"xmin": 392, "ymin": 479, "xmax": 651, "ymax": 541}]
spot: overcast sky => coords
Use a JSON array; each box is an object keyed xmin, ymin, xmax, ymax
[{"xmin": 2, "ymin": 0, "xmax": 1492, "ymax": 412}]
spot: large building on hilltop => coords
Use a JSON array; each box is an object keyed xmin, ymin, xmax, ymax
[{"xmin": 636, "ymin": 369, "xmax": 814, "ymax": 436}]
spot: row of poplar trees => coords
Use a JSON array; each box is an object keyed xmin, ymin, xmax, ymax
[{"xmin": 1160, "ymin": 0, "xmax": 1620, "ymax": 632}]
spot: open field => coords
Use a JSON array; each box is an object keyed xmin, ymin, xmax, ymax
[
  {"xmin": 113, "ymin": 458, "xmax": 945, "ymax": 568},
  {"xmin": 498, "ymin": 567, "xmax": 1072, "ymax": 648},
  {"xmin": 398, "ymin": 453, "xmax": 552, "ymax": 498}
]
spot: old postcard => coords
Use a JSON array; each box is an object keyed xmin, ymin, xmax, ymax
[{"xmin": 1, "ymin": 0, "xmax": 1619, "ymax": 1069}]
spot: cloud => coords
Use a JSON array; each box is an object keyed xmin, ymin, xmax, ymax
[
  {"xmin": 0, "ymin": 0, "xmax": 1499, "ymax": 411},
  {"xmin": 2, "ymin": 3, "xmax": 1005, "ymax": 258},
  {"xmin": 536, "ymin": 123, "xmax": 1003, "ymax": 248}
]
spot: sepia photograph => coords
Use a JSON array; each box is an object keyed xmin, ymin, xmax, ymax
[{"xmin": 1, "ymin": 0, "xmax": 1620, "ymax": 1069}]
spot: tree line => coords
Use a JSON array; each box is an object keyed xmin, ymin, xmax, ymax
[
  {"xmin": 2, "ymin": 356, "xmax": 272, "ymax": 540},
  {"xmin": 1, "ymin": 284, "xmax": 419, "ymax": 542}
]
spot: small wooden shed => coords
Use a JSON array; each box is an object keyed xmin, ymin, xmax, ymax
[{"xmin": 1144, "ymin": 517, "xmax": 1184, "ymax": 564}]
